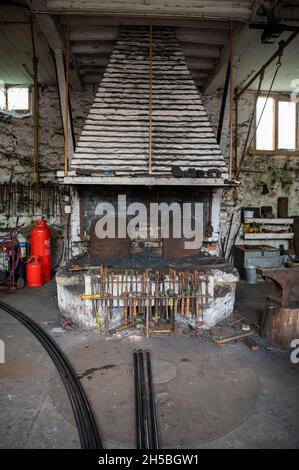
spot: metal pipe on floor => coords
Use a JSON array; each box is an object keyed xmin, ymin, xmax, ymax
[
  {"xmin": 146, "ymin": 351, "xmax": 160, "ymax": 449},
  {"xmin": 138, "ymin": 350, "xmax": 150, "ymax": 449},
  {"xmin": 133, "ymin": 350, "xmax": 143, "ymax": 449}
]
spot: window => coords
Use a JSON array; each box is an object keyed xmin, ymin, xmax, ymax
[
  {"xmin": 0, "ymin": 86, "xmax": 30, "ymax": 112},
  {"xmin": 254, "ymin": 95, "xmax": 298, "ymax": 154}
]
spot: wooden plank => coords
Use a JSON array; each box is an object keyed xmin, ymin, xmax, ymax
[
  {"xmin": 58, "ymin": 174, "xmax": 227, "ymax": 186},
  {"xmin": 28, "ymin": 0, "xmax": 83, "ymax": 91},
  {"xmin": 242, "ymin": 337, "xmax": 259, "ymax": 351},
  {"xmin": 244, "ymin": 233, "xmax": 294, "ymax": 240},
  {"xmin": 54, "ymin": 49, "xmax": 74, "ymax": 159},
  {"xmin": 244, "ymin": 218, "xmax": 294, "ymax": 225},
  {"xmin": 211, "ymin": 331, "xmax": 253, "ymax": 345}
]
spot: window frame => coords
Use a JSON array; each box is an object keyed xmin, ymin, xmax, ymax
[
  {"xmin": 251, "ymin": 93, "xmax": 299, "ymax": 156},
  {"xmin": 0, "ymin": 85, "xmax": 32, "ymax": 113}
]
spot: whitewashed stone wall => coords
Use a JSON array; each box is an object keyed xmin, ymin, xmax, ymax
[
  {"xmin": 1, "ymin": 75, "xmax": 297, "ymax": 260},
  {"xmin": 0, "ymin": 84, "xmax": 96, "ymax": 263},
  {"xmin": 0, "ymin": 85, "xmax": 96, "ymax": 184}
]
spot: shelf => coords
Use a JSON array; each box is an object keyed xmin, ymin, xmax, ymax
[
  {"xmin": 244, "ymin": 218, "xmax": 293, "ymax": 225},
  {"xmin": 244, "ymin": 233, "xmax": 294, "ymax": 240}
]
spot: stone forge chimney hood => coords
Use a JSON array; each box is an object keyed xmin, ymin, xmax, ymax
[{"xmin": 59, "ymin": 27, "xmax": 229, "ymax": 187}]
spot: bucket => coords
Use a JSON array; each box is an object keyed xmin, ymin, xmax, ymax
[{"xmin": 245, "ymin": 265, "xmax": 257, "ymax": 284}]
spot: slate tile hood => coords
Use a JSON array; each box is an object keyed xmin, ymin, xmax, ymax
[{"xmin": 64, "ymin": 26, "xmax": 228, "ymax": 186}]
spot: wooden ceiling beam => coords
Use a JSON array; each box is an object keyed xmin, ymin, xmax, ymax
[
  {"xmin": 44, "ymin": 0, "xmax": 254, "ymax": 21},
  {"xmin": 59, "ymin": 15, "xmax": 234, "ymax": 29}
]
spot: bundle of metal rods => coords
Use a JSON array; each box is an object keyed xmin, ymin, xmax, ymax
[{"xmin": 134, "ymin": 350, "xmax": 159, "ymax": 449}]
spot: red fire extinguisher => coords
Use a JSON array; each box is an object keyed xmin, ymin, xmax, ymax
[
  {"xmin": 30, "ymin": 220, "xmax": 51, "ymax": 282},
  {"xmin": 26, "ymin": 256, "xmax": 43, "ymax": 288}
]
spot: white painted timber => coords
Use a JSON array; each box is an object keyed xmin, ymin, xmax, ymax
[
  {"xmin": 54, "ymin": 49, "xmax": 74, "ymax": 159},
  {"xmin": 47, "ymin": 1, "xmax": 254, "ymax": 21},
  {"xmin": 244, "ymin": 218, "xmax": 294, "ymax": 225},
  {"xmin": 244, "ymin": 233, "xmax": 294, "ymax": 240},
  {"xmin": 57, "ymin": 173, "xmax": 229, "ymax": 187}
]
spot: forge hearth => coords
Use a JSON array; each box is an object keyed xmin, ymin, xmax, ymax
[
  {"xmin": 56, "ymin": 256, "xmax": 238, "ymax": 332},
  {"xmin": 56, "ymin": 26, "xmax": 237, "ymax": 331}
]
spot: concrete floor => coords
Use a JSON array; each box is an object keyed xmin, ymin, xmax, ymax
[{"xmin": 0, "ymin": 279, "xmax": 298, "ymax": 449}]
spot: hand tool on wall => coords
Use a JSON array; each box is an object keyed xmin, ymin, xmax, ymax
[{"xmin": 154, "ymin": 271, "xmax": 159, "ymax": 324}]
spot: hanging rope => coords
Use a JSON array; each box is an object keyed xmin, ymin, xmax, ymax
[{"xmin": 236, "ymin": 53, "xmax": 282, "ymax": 179}]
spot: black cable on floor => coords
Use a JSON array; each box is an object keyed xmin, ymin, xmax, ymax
[{"xmin": 0, "ymin": 300, "xmax": 102, "ymax": 449}]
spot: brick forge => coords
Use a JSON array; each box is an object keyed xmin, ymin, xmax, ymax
[{"xmin": 56, "ymin": 27, "xmax": 238, "ymax": 332}]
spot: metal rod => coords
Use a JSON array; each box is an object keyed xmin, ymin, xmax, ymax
[
  {"xmin": 145, "ymin": 297, "xmax": 150, "ymax": 339},
  {"xmin": 133, "ymin": 350, "xmax": 143, "ymax": 449},
  {"xmin": 148, "ymin": 24, "xmax": 153, "ymax": 175},
  {"xmin": 146, "ymin": 351, "xmax": 160, "ymax": 449},
  {"xmin": 138, "ymin": 350, "xmax": 150, "ymax": 449},
  {"xmin": 228, "ymin": 23, "xmax": 234, "ymax": 180}
]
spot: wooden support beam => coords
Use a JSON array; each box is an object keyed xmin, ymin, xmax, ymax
[
  {"xmin": 203, "ymin": 23, "xmax": 246, "ymax": 95},
  {"xmin": 54, "ymin": 49, "xmax": 74, "ymax": 163},
  {"xmin": 27, "ymin": 0, "xmax": 83, "ymax": 91},
  {"xmin": 44, "ymin": 0, "xmax": 254, "ymax": 20},
  {"xmin": 176, "ymin": 29, "xmax": 228, "ymax": 46}
]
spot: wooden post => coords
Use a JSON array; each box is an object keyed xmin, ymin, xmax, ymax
[
  {"xmin": 234, "ymin": 92, "xmax": 238, "ymax": 176},
  {"xmin": 228, "ymin": 24, "xmax": 234, "ymax": 180},
  {"xmin": 30, "ymin": 17, "xmax": 40, "ymax": 191},
  {"xmin": 64, "ymin": 15, "xmax": 70, "ymax": 176},
  {"xmin": 54, "ymin": 49, "xmax": 74, "ymax": 162},
  {"xmin": 148, "ymin": 24, "xmax": 153, "ymax": 175}
]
